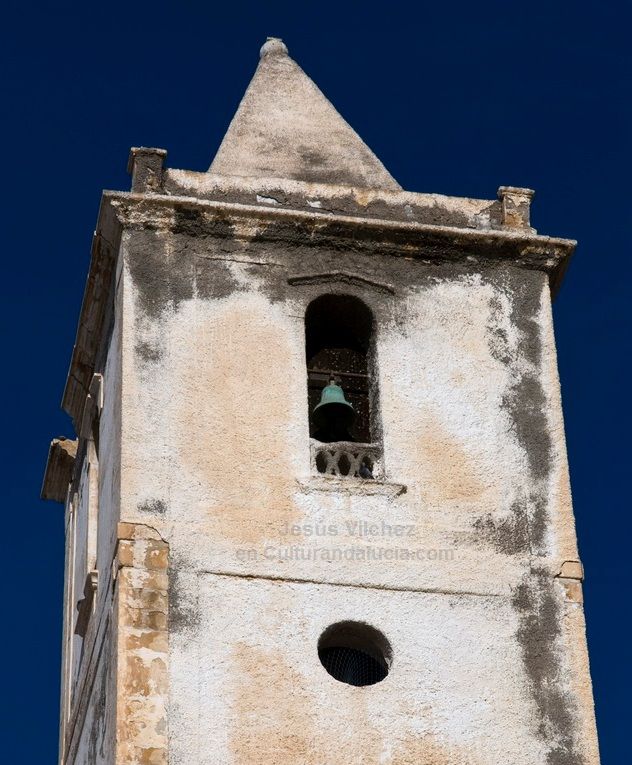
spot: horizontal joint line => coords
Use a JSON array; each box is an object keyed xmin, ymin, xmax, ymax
[{"xmin": 197, "ymin": 569, "xmax": 503, "ymax": 598}]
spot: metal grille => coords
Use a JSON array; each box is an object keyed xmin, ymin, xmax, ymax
[{"xmin": 319, "ymin": 645, "xmax": 388, "ymax": 687}]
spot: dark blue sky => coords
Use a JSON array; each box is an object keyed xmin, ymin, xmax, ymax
[{"xmin": 2, "ymin": 1, "xmax": 629, "ymax": 762}]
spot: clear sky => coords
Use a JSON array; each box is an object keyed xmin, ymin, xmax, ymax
[{"xmin": 2, "ymin": 1, "xmax": 629, "ymax": 762}]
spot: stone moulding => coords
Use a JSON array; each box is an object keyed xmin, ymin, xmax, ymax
[
  {"xmin": 288, "ymin": 271, "xmax": 396, "ymax": 294},
  {"xmin": 106, "ymin": 191, "xmax": 576, "ymax": 285},
  {"xmin": 102, "ymin": 192, "xmax": 577, "ymax": 308}
]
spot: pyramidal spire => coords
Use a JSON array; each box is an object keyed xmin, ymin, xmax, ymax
[{"xmin": 208, "ymin": 38, "xmax": 401, "ymax": 190}]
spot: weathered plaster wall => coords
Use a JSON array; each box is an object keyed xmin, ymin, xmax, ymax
[
  {"xmin": 59, "ymin": 260, "xmax": 124, "ymax": 765},
  {"xmin": 70, "ymin": 457, "xmax": 90, "ymax": 692},
  {"xmin": 111, "ymin": 218, "xmax": 598, "ymax": 765},
  {"xmin": 69, "ymin": 614, "xmax": 117, "ymax": 765},
  {"xmin": 60, "ymin": 508, "xmax": 118, "ymax": 765},
  {"xmin": 96, "ymin": 254, "xmax": 124, "ymax": 600},
  {"xmin": 173, "ymin": 574, "xmax": 593, "ymax": 765}
]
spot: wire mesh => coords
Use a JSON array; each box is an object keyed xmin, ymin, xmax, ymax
[{"xmin": 319, "ymin": 645, "xmax": 388, "ymax": 687}]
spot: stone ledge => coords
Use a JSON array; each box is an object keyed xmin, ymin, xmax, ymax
[{"xmin": 296, "ymin": 476, "xmax": 407, "ymax": 498}]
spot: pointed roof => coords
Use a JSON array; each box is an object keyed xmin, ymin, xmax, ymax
[{"xmin": 208, "ymin": 38, "xmax": 400, "ymax": 190}]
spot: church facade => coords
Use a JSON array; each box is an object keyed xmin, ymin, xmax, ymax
[{"xmin": 42, "ymin": 38, "xmax": 600, "ymax": 765}]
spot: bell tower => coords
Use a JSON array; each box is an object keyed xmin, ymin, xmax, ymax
[{"xmin": 43, "ymin": 38, "xmax": 601, "ymax": 765}]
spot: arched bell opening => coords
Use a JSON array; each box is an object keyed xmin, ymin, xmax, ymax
[{"xmin": 305, "ymin": 294, "xmax": 379, "ymax": 448}]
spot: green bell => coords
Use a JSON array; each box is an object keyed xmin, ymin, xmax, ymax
[{"xmin": 313, "ymin": 380, "xmax": 356, "ymax": 430}]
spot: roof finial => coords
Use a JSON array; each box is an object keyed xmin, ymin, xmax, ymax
[{"xmin": 260, "ymin": 37, "xmax": 288, "ymax": 59}]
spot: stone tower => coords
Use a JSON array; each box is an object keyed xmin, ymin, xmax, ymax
[{"xmin": 42, "ymin": 38, "xmax": 600, "ymax": 765}]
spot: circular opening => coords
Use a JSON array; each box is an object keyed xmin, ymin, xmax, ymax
[{"xmin": 318, "ymin": 621, "xmax": 392, "ymax": 687}]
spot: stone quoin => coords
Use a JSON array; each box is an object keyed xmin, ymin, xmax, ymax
[{"xmin": 42, "ymin": 37, "xmax": 600, "ymax": 765}]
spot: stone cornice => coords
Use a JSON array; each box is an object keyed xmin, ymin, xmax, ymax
[
  {"xmin": 106, "ymin": 191, "xmax": 575, "ymax": 282},
  {"xmin": 62, "ymin": 197, "xmax": 120, "ymax": 428}
]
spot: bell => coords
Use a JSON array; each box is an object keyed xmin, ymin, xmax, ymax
[{"xmin": 313, "ymin": 380, "xmax": 356, "ymax": 430}]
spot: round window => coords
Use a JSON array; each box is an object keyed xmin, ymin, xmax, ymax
[{"xmin": 318, "ymin": 621, "xmax": 392, "ymax": 687}]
